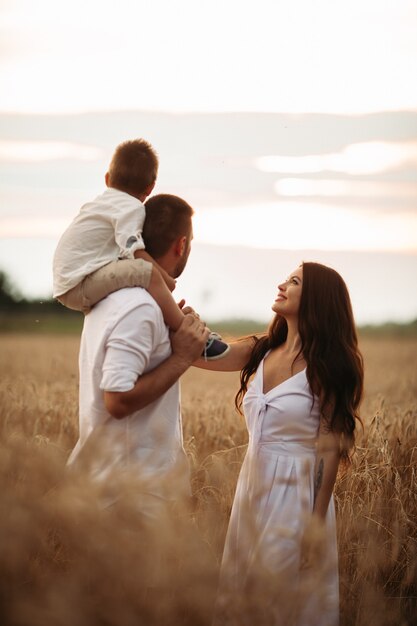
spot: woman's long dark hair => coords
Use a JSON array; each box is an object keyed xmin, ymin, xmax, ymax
[{"xmin": 236, "ymin": 262, "xmax": 364, "ymax": 458}]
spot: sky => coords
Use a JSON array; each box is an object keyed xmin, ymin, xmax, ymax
[
  {"xmin": 0, "ymin": 0, "xmax": 416, "ymax": 324},
  {"xmin": 1, "ymin": 0, "xmax": 416, "ymax": 114}
]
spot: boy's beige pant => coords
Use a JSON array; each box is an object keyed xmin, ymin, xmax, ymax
[{"xmin": 58, "ymin": 258, "xmax": 153, "ymax": 313}]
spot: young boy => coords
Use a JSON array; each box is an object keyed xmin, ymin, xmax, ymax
[{"xmin": 52, "ymin": 138, "xmax": 229, "ymax": 360}]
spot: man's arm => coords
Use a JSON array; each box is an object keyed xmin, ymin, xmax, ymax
[{"xmin": 104, "ymin": 315, "xmax": 208, "ymax": 419}]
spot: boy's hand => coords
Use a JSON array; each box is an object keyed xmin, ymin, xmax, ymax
[{"xmin": 170, "ymin": 315, "xmax": 209, "ymax": 365}]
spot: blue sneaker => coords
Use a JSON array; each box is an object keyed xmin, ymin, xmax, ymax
[{"xmin": 203, "ymin": 332, "xmax": 230, "ymax": 360}]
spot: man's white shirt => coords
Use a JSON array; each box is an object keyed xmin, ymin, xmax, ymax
[{"xmin": 67, "ymin": 287, "xmax": 189, "ymax": 506}]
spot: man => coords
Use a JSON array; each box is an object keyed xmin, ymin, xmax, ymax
[{"xmin": 67, "ymin": 193, "xmax": 209, "ymax": 515}]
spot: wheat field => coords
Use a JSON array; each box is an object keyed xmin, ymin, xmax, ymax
[{"xmin": 0, "ymin": 333, "xmax": 416, "ymax": 625}]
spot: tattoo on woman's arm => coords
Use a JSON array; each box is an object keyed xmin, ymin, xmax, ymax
[{"xmin": 314, "ymin": 458, "xmax": 324, "ymax": 503}]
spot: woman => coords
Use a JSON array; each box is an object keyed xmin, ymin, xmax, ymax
[{"xmin": 198, "ymin": 262, "xmax": 364, "ymax": 626}]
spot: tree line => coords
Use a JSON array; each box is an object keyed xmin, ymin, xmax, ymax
[{"xmin": 0, "ymin": 270, "xmax": 77, "ymax": 316}]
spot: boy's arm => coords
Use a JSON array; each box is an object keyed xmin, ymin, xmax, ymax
[{"xmin": 134, "ymin": 249, "xmax": 176, "ymax": 292}]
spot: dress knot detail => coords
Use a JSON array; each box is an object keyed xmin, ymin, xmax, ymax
[{"xmin": 258, "ymin": 397, "xmax": 267, "ymax": 413}]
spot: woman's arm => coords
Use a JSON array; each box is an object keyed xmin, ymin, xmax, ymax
[
  {"xmin": 312, "ymin": 420, "xmax": 341, "ymax": 520},
  {"xmin": 300, "ymin": 420, "xmax": 341, "ymax": 568},
  {"xmin": 193, "ymin": 336, "xmax": 256, "ymax": 372}
]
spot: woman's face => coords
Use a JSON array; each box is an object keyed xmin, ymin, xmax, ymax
[{"xmin": 272, "ymin": 266, "xmax": 303, "ymax": 317}]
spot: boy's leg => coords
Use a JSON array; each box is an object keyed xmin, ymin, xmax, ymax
[
  {"xmin": 147, "ymin": 269, "xmax": 184, "ymax": 330},
  {"xmin": 83, "ymin": 259, "xmax": 154, "ymax": 311},
  {"xmin": 61, "ymin": 261, "xmax": 185, "ymax": 326},
  {"xmin": 148, "ymin": 269, "xmax": 230, "ymax": 359},
  {"xmin": 59, "ymin": 259, "xmax": 154, "ymax": 313},
  {"xmin": 60, "ymin": 259, "xmax": 230, "ymax": 359},
  {"xmin": 57, "ymin": 282, "xmax": 86, "ymax": 312}
]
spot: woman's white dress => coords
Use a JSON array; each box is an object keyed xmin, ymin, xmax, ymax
[{"xmin": 216, "ymin": 357, "xmax": 339, "ymax": 626}]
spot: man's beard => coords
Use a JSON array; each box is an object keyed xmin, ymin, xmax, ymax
[{"xmin": 173, "ymin": 242, "xmax": 191, "ymax": 278}]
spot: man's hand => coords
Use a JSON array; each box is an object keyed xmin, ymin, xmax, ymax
[
  {"xmin": 177, "ymin": 300, "xmax": 204, "ymax": 322},
  {"xmin": 170, "ymin": 314, "xmax": 209, "ymax": 366}
]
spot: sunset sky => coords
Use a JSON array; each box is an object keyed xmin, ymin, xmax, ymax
[
  {"xmin": 0, "ymin": 0, "xmax": 416, "ymax": 323},
  {"xmin": 2, "ymin": 0, "xmax": 416, "ymax": 115}
]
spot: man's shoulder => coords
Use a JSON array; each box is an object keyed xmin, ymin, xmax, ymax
[
  {"xmin": 105, "ymin": 288, "xmax": 164, "ymax": 320},
  {"xmin": 109, "ymin": 286, "xmax": 159, "ymax": 305},
  {"xmin": 83, "ymin": 288, "xmax": 166, "ymax": 340}
]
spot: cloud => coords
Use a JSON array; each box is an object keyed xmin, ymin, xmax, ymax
[
  {"xmin": 0, "ymin": 141, "xmax": 103, "ymax": 162},
  {"xmin": 255, "ymin": 142, "xmax": 417, "ymax": 176},
  {"xmin": 193, "ymin": 203, "xmax": 417, "ymax": 252},
  {"xmin": 1, "ymin": 110, "xmax": 416, "ymax": 249},
  {"xmin": 0, "ymin": 217, "xmax": 71, "ymax": 238},
  {"xmin": 274, "ymin": 178, "xmax": 417, "ymax": 200},
  {"xmin": 0, "ymin": 0, "xmax": 416, "ymax": 114}
]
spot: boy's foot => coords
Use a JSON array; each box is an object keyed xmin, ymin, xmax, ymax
[{"xmin": 203, "ymin": 332, "xmax": 230, "ymax": 360}]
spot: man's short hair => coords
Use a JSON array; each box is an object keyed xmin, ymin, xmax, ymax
[
  {"xmin": 143, "ymin": 194, "xmax": 194, "ymax": 258},
  {"xmin": 107, "ymin": 139, "xmax": 158, "ymax": 196}
]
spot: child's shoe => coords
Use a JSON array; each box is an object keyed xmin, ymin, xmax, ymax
[{"xmin": 203, "ymin": 332, "xmax": 230, "ymax": 360}]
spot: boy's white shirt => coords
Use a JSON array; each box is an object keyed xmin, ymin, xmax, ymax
[{"xmin": 52, "ymin": 187, "xmax": 146, "ymax": 297}]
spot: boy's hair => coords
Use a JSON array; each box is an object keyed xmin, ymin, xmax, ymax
[
  {"xmin": 107, "ymin": 139, "xmax": 158, "ymax": 196},
  {"xmin": 143, "ymin": 194, "xmax": 194, "ymax": 258}
]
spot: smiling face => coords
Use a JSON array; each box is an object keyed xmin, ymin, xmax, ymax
[{"xmin": 272, "ymin": 266, "xmax": 303, "ymax": 318}]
